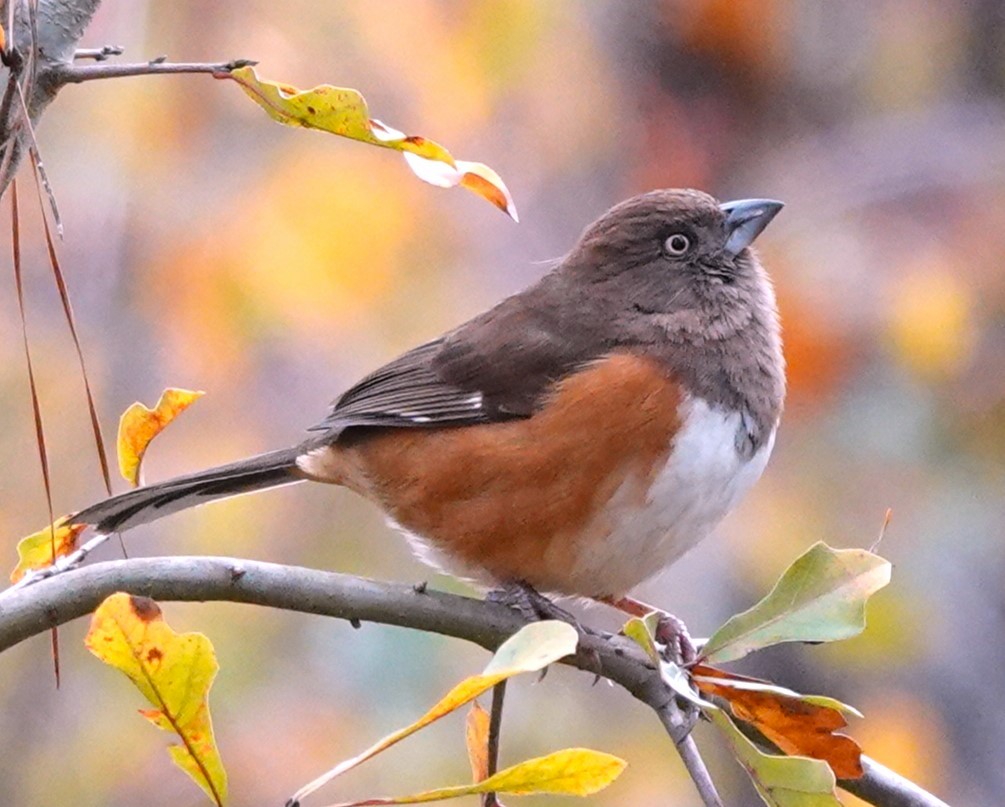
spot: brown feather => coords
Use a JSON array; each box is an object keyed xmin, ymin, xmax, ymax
[{"xmin": 298, "ymin": 353, "xmax": 682, "ymax": 594}]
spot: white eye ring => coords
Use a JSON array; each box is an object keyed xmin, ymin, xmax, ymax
[{"xmin": 664, "ymin": 233, "xmax": 691, "ymax": 256}]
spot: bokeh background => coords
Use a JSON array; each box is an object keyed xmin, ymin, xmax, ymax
[{"xmin": 1, "ymin": 2, "xmax": 1003, "ymax": 805}]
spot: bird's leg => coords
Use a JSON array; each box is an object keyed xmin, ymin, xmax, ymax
[
  {"xmin": 487, "ymin": 581, "xmax": 602, "ymax": 677},
  {"xmin": 599, "ymin": 595, "xmax": 697, "ymax": 667},
  {"xmin": 487, "ymin": 580, "xmax": 583, "ymax": 625}
]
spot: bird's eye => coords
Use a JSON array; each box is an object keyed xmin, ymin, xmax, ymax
[{"xmin": 663, "ymin": 233, "xmax": 691, "ymax": 256}]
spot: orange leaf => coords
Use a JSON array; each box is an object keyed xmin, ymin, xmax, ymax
[
  {"xmin": 693, "ymin": 664, "xmax": 864, "ymax": 779},
  {"xmin": 465, "ymin": 701, "xmax": 490, "ymax": 782},
  {"xmin": 117, "ymin": 388, "xmax": 204, "ymax": 486},
  {"xmin": 10, "ymin": 515, "xmax": 85, "ymax": 583},
  {"xmin": 85, "ymin": 593, "xmax": 228, "ymax": 805}
]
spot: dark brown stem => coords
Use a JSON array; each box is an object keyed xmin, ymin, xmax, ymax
[{"xmin": 482, "ymin": 680, "xmax": 506, "ymax": 807}]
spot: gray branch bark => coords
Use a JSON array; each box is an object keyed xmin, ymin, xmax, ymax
[
  {"xmin": 0, "ymin": 0, "xmax": 102, "ymax": 194},
  {"xmin": 0, "ymin": 556, "xmax": 949, "ymax": 807}
]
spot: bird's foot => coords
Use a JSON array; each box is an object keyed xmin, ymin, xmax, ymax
[
  {"xmin": 487, "ymin": 580, "xmax": 584, "ymax": 626},
  {"xmin": 600, "ymin": 595, "xmax": 697, "ymax": 667},
  {"xmin": 488, "ymin": 581, "xmax": 603, "ymax": 678},
  {"xmin": 652, "ymin": 611, "xmax": 697, "ymax": 667}
]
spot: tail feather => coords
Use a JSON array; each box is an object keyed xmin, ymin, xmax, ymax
[{"xmin": 71, "ymin": 447, "xmax": 304, "ymax": 533}]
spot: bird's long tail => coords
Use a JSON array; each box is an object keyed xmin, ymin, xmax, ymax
[{"xmin": 70, "ymin": 447, "xmax": 305, "ymax": 534}]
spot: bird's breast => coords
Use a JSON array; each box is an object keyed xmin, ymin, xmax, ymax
[
  {"xmin": 558, "ymin": 396, "xmax": 775, "ymax": 596},
  {"xmin": 304, "ymin": 354, "xmax": 773, "ymax": 598}
]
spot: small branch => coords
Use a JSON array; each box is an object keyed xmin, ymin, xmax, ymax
[
  {"xmin": 674, "ymin": 733, "xmax": 723, "ymax": 807},
  {"xmin": 654, "ymin": 703, "xmax": 723, "ymax": 807},
  {"xmin": 483, "ymin": 680, "xmax": 506, "ymax": 807},
  {"xmin": 73, "ymin": 45, "xmax": 123, "ymax": 61},
  {"xmin": 46, "ymin": 58, "xmax": 257, "ymax": 88},
  {"xmin": 841, "ymin": 757, "xmax": 951, "ymax": 807},
  {"xmin": 0, "ymin": 556, "xmax": 949, "ymax": 807}
]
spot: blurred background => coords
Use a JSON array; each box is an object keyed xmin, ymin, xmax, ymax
[{"xmin": 1, "ymin": 1, "xmax": 1003, "ymax": 805}]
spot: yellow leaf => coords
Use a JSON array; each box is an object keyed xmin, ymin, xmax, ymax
[
  {"xmin": 290, "ymin": 621, "xmax": 577, "ymax": 805},
  {"xmin": 465, "ymin": 702, "xmax": 490, "ymax": 782},
  {"xmin": 228, "ymin": 66, "xmax": 517, "ymax": 220},
  {"xmin": 10, "ymin": 515, "xmax": 85, "ymax": 583},
  {"xmin": 84, "ymin": 593, "xmax": 227, "ymax": 806},
  {"xmin": 321, "ymin": 748, "xmax": 626, "ymax": 806},
  {"xmin": 117, "ymin": 388, "xmax": 204, "ymax": 486}
]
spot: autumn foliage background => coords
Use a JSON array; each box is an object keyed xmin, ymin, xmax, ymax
[{"xmin": 1, "ymin": 2, "xmax": 1004, "ymax": 805}]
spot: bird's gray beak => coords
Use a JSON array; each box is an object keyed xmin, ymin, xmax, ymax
[{"xmin": 720, "ymin": 198, "xmax": 784, "ymax": 257}]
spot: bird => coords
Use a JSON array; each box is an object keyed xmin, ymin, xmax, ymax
[{"xmin": 68, "ymin": 189, "xmax": 785, "ymax": 637}]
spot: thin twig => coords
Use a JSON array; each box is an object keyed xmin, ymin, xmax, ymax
[
  {"xmin": 46, "ymin": 58, "xmax": 257, "ymax": 87},
  {"xmin": 73, "ymin": 45, "xmax": 123, "ymax": 61},
  {"xmin": 483, "ymin": 680, "xmax": 506, "ymax": 807},
  {"xmin": 654, "ymin": 701, "xmax": 723, "ymax": 807}
]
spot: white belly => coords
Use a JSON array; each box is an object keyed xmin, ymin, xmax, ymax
[{"xmin": 547, "ymin": 396, "xmax": 775, "ymax": 595}]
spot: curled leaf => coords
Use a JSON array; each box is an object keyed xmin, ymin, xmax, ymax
[
  {"xmin": 701, "ymin": 542, "xmax": 891, "ymax": 664},
  {"xmin": 117, "ymin": 388, "xmax": 204, "ymax": 486},
  {"xmin": 10, "ymin": 515, "xmax": 85, "ymax": 582},
  {"xmin": 85, "ymin": 593, "xmax": 227, "ymax": 805},
  {"xmin": 694, "ymin": 665, "xmax": 863, "ymax": 779},
  {"xmin": 228, "ymin": 66, "xmax": 517, "ymax": 220},
  {"xmin": 465, "ymin": 702, "xmax": 491, "ymax": 782}
]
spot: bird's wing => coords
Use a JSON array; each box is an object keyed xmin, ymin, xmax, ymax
[
  {"xmin": 309, "ymin": 290, "xmax": 601, "ymax": 438},
  {"xmin": 309, "ymin": 338, "xmax": 496, "ymax": 433}
]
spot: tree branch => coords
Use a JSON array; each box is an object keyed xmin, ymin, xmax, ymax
[
  {"xmin": 46, "ymin": 58, "xmax": 256, "ymax": 86},
  {"xmin": 0, "ymin": 0, "xmax": 103, "ymax": 196},
  {"xmin": 0, "ymin": 556, "xmax": 948, "ymax": 807}
]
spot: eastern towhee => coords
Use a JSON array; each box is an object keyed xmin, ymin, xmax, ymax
[{"xmin": 70, "ymin": 189, "xmax": 785, "ymax": 629}]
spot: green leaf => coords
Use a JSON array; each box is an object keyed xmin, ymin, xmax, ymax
[
  {"xmin": 702, "ymin": 542, "xmax": 891, "ymax": 664},
  {"xmin": 622, "ymin": 615, "xmax": 660, "ymax": 663},
  {"xmin": 710, "ymin": 711, "xmax": 842, "ymax": 807}
]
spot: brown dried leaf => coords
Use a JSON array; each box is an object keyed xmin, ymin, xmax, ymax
[{"xmin": 694, "ymin": 664, "xmax": 864, "ymax": 779}]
